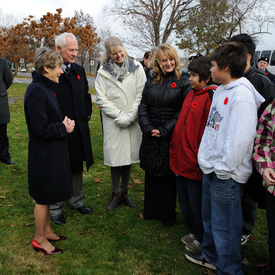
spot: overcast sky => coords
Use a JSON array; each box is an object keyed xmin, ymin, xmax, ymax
[
  {"xmin": 1, "ymin": 0, "xmax": 111, "ymax": 23},
  {"xmin": 1, "ymin": 0, "xmax": 275, "ymax": 56}
]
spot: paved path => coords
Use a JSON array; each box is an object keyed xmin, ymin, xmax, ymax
[{"xmin": 10, "ymin": 77, "xmax": 96, "ymax": 105}]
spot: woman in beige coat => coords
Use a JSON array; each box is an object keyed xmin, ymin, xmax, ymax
[{"xmin": 95, "ymin": 37, "xmax": 146, "ymax": 210}]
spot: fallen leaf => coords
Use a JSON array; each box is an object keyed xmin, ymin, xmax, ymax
[
  {"xmin": 141, "ymin": 196, "xmax": 144, "ymax": 201},
  {"xmin": 94, "ymin": 178, "xmax": 102, "ymax": 183},
  {"xmin": 7, "ymin": 205, "xmax": 14, "ymax": 207},
  {"xmin": 0, "ymin": 186, "xmax": 3, "ymax": 190},
  {"xmin": 122, "ymin": 231, "xmax": 126, "ymax": 235},
  {"xmin": 242, "ymin": 257, "xmax": 250, "ymax": 267},
  {"xmin": 132, "ymin": 178, "xmax": 142, "ymax": 184},
  {"xmin": 0, "ymin": 196, "xmax": 6, "ymax": 199},
  {"xmin": 139, "ymin": 212, "xmax": 144, "ymax": 219},
  {"xmin": 24, "ymin": 222, "xmax": 35, "ymax": 226}
]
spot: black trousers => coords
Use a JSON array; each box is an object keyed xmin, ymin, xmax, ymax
[
  {"xmin": 144, "ymin": 172, "xmax": 176, "ymax": 226},
  {"xmin": 0, "ymin": 124, "xmax": 10, "ymax": 161}
]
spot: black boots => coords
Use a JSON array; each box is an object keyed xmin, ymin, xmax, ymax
[
  {"xmin": 107, "ymin": 190, "xmax": 136, "ymax": 210},
  {"xmin": 121, "ymin": 190, "xmax": 136, "ymax": 208},
  {"xmin": 107, "ymin": 192, "xmax": 121, "ymax": 211}
]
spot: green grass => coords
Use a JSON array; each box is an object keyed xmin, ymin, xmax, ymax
[{"xmin": 0, "ymin": 83, "xmax": 270, "ymax": 274}]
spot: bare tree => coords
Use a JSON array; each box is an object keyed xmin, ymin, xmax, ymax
[
  {"xmin": 107, "ymin": 0, "xmax": 198, "ymax": 51},
  {"xmin": 176, "ymin": 0, "xmax": 275, "ymax": 55}
]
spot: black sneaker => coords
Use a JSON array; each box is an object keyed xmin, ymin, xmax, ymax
[{"xmin": 185, "ymin": 251, "xmax": 216, "ymax": 270}]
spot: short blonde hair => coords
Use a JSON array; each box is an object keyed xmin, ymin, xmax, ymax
[
  {"xmin": 153, "ymin": 43, "xmax": 182, "ymax": 84},
  {"xmin": 101, "ymin": 36, "xmax": 128, "ymax": 64},
  {"xmin": 34, "ymin": 47, "xmax": 63, "ymax": 75}
]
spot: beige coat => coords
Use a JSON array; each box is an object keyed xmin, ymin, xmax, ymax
[{"xmin": 95, "ymin": 59, "xmax": 146, "ymax": 166}]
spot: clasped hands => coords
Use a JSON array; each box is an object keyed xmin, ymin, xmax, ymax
[
  {"xmin": 114, "ymin": 111, "xmax": 135, "ymax": 128},
  {"xmin": 62, "ymin": 116, "xmax": 75, "ymax": 133}
]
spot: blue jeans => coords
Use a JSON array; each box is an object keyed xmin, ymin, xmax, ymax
[
  {"xmin": 202, "ymin": 172, "xmax": 243, "ymax": 275},
  {"xmin": 176, "ymin": 176, "xmax": 203, "ymax": 243}
]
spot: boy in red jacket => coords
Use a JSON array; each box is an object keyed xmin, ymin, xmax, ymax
[{"xmin": 169, "ymin": 56, "xmax": 217, "ymax": 258}]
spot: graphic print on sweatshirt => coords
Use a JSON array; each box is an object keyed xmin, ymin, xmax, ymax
[{"xmin": 206, "ymin": 106, "xmax": 223, "ymax": 131}]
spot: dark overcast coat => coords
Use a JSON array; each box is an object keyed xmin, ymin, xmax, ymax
[{"xmin": 24, "ymin": 72, "xmax": 72, "ymax": 204}]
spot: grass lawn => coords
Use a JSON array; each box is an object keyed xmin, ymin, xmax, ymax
[{"xmin": 0, "ymin": 83, "xmax": 269, "ymax": 274}]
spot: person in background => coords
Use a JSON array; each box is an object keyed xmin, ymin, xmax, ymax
[
  {"xmin": 24, "ymin": 47, "xmax": 75, "ymax": 255},
  {"xmin": 254, "ymin": 98, "xmax": 275, "ymax": 275},
  {"xmin": 95, "ymin": 37, "xmax": 146, "ymax": 211},
  {"xmin": 0, "ymin": 57, "xmax": 14, "ymax": 165},
  {"xmin": 140, "ymin": 51, "xmax": 151, "ymax": 71},
  {"xmin": 257, "ymin": 57, "xmax": 275, "ymax": 84},
  {"xmin": 138, "ymin": 43, "xmax": 191, "ymax": 226},
  {"xmin": 185, "ymin": 42, "xmax": 264, "ymax": 274},
  {"xmin": 170, "ymin": 56, "xmax": 217, "ymax": 253},
  {"xmin": 145, "ymin": 47, "xmax": 157, "ymax": 78},
  {"xmin": 50, "ymin": 32, "xmax": 94, "ymax": 225},
  {"xmin": 229, "ymin": 34, "xmax": 275, "ymax": 246}
]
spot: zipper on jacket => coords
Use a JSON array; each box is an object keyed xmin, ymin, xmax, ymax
[{"xmin": 182, "ymin": 93, "xmax": 195, "ymax": 129}]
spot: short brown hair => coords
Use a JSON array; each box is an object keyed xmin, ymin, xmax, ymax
[
  {"xmin": 210, "ymin": 42, "xmax": 248, "ymax": 79},
  {"xmin": 34, "ymin": 47, "xmax": 63, "ymax": 75}
]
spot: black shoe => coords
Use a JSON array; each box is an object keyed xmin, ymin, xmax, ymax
[
  {"xmin": 185, "ymin": 251, "xmax": 216, "ymax": 270},
  {"xmin": 1, "ymin": 159, "xmax": 14, "ymax": 165},
  {"xmin": 51, "ymin": 214, "xmax": 66, "ymax": 225},
  {"xmin": 72, "ymin": 205, "xmax": 92, "ymax": 214}
]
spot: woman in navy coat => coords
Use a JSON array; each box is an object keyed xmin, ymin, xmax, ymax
[{"xmin": 24, "ymin": 48, "xmax": 75, "ymax": 255}]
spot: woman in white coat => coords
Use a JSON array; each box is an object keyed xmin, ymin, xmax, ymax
[{"xmin": 95, "ymin": 37, "xmax": 146, "ymax": 210}]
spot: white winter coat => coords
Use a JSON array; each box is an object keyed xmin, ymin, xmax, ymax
[
  {"xmin": 198, "ymin": 77, "xmax": 265, "ymax": 184},
  {"xmin": 95, "ymin": 58, "xmax": 146, "ymax": 166}
]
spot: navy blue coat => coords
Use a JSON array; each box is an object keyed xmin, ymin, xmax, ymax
[
  {"xmin": 54, "ymin": 63, "xmax": 94, "ymax": 172},
  {"xmin": 24, "ymin": 72, "xmax": 72, "ymax": 204}
]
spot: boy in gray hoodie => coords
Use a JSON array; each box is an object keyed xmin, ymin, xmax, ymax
[{"xmin": 185, "ymin": 42, "xmax": 265, "ymax": 275}]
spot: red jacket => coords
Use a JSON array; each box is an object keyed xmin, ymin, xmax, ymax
[{"xmin": 169, "ymin": 85, "xmax": 216, "ymax": 180}]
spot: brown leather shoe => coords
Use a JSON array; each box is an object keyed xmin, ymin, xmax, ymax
[
  {"xmin": 107, "ymin": 192, "xmax": 121, "ymax": 211},
  {"xmin": 121, "ymin": 190, "xmax": 136, "ymax": 208}
]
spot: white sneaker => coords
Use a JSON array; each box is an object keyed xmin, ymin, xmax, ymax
[
  {"xmin": 185, "ymin": 239, "xmax": 202, "ymax": 253},
  {"xmin": 181, "ymin": 233, "xmax": 195, "ymax": 245},
  {"xmin": 241, "ymin": 234, "xmax": 251, "ymax": 245}
]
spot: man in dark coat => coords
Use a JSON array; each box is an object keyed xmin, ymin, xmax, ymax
[
  {"xmin": 0, "ymin": 58, "xmax": 14, "ymax": 165},
  {"xmin": 257, "ymin": 56, "xmax": 275, "ymax": 84},
  {"xmin": 50, "ymin": 33, "xmax": 94, "ymax": 225}
]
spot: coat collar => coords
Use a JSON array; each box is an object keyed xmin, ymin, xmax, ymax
[{"xmin": 32, "ymin": 71, "xmax": 57, "ymax": 88}]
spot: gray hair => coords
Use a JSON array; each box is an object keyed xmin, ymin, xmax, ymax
[
  {"xmin": 55, "ymin": 32, "xmax": 77, "ymax": 49},
  {"xmin": 34, "ymin": 47, "xmax": 63, "ymax": 75},
  {"xmin": 101, "ymin": 36, "xmax": 128, "ymax": 64}
]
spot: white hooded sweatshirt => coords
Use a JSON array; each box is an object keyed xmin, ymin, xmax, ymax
[{"xmin": 198, "ymin": 77, "xmax": 265, "ymax": 184}]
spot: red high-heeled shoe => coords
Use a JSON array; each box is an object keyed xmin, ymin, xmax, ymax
[
  {"xmin": 32, "ymin": 239, "xmax": 63, "ymax": 255},
  {"xmin": 47, "ymin": 236, "xmax": 67, "ymax": 242}
]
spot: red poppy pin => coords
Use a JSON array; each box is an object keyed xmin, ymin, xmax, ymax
[
  {"xmin": 53, "ymin": 92, "xmax": 56, "ymax": 98},
  {"xmin": 192, "ymin": 102, "xmax": 198, "ymax": 108},
  {"xmin": 77, "ymin": 75, "xmax": 81, "ymax": 80},
  {"xmin": 265, "ymin": 72, "xmax": 268, "ymax": 76},
  {"xmin": 224, "ymin": 97, "xmax": 229, "ymax": 105},
  {"xmin": 171, "ymin": 83, "xmax": 177, "ymax": 88}
]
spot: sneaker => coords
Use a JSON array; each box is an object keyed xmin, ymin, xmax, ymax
[
  {"xmin": 181, "ymin": 233, "xmax": 195, "ymax": 245},
  {"xmin": 185, "ymin": 239, "xmax": 202, "ymax": 253},
  {"xmin": 241, "ymin": 234, "xmax": 251, "ymax": 245},
  {"xmin": 185, "ymin": 251, "xmax": 216, "ymax": 270}
]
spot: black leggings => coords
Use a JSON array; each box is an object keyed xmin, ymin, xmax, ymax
[{"xmin": 110, "ymin": 165, "xmax": 131, "ymax": 193}]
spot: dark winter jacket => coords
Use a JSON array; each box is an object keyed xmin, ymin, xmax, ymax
[
  {"xmin": 0, "ymin": 58, "xmax": 13, "ymax": 124},
  {"xmin": 54, "ymin": 62, "xmax": 94, "ymax": 172},
  {"xmin": 24, "ymin": 72, "xmax": 72, "ymax": 204},
  {"xmin": 244, "ymin": 64, "xmax": 275, "ymax": 207},
  {"xmin": 245, "ymin": 65, "xmax": 275, "ymax": 116},
  {"xmin": 138, "ymin": 71, "xmax": 191, "ymax": 177},
  {"xmin": 169, "ymin": 85, "xmax": 216, "ymax": 180}
]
